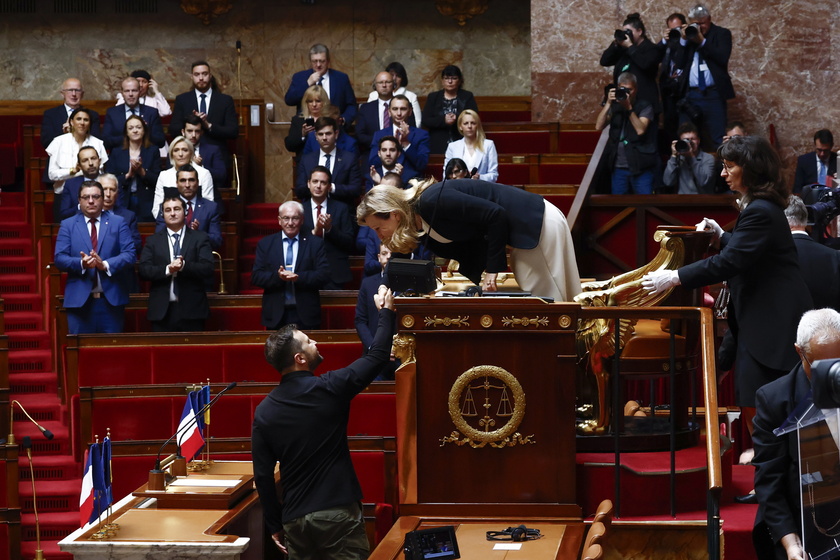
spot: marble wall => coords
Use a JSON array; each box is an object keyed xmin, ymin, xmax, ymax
[
  {"xmin": 532, "ymin": 0, "xmax": 840, "ymax": 181},
  {"xmin": 0, "ymin": 0, "xmax": 530, "ymax": 201}
]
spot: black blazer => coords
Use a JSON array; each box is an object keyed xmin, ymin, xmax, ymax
[
  {"xmin": 250, "ymin": 232, "xmax": 330, "ymax": 328},
  {"xmin": 294, "ymin": 149, "xmax": 364, "ymax": 204},
  {"xmin": 414, "ymin": 179, "xmax": 544, "ymax": 284},
  {"xmin": 792, "ymin": 234, "xmax": 840, "ymax": 311},
  {"xmin": 684, "ymin": 23, "xmax": 735, "ymax": 100},
  {"xmin": 600, "ymin": 37, "xmax": 664, "ymax": 113},
  {"xmin": 752, "ymin": 364, "xmax": 810, "ymax": 558},
  {"xmin": 793, "ymin": 151, "xmax": 838, "ymax": 193},
  {"xmin": 138, "ymin": 228, "xmax": 214, "ymax": 322},
  {"xmin": 102, "ymin": 105, "xmax": 166, "ymax": 150},
  {"xmin": 355, "ymin": 100, "xmax": 417, "ymax": 160},
  {"xmin": 105, "ymin": 146, "xmax": 163, "ymax": 221},
  {"xmin": 41, "ymin": 105, "xmax": 101, "ymax": 149},
  {"xmin": 421, "ymin": 89, "xmax": 478, "ymax": 154},
  {"xmin": 154, "ymin": 197, "xmax": 223, "ymax": 250},
  {"xmin": 169, "ymin": 90, "xmax": 239, "ymax": 155},
  {"xmin": 679, "ymin": 199, "xmax": 812, "ymax": 372},
  {"xmin": 301, "ymin": 198, "xmax": 356, "ymax": 286}
]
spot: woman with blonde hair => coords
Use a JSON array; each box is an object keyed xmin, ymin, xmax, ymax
[
  {"xmin": 284, "ymin": 84, "xmax": 334, "ymax": 158},
  {"xmin": 357, "ymin": 177, "xmax": 581, "ymax": 301},
  {"xmin": 444, "ymin": 110, "xmax": 498, "ymax": 182},
  {"xmin": 151, "ymin": 135, "xmax": 214, "ymax": 217}
]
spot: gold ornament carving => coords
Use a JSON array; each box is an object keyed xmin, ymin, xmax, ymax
[
  {"xmin": 501, "ymin": 316, "xmax": 549, "ymax": 328},
  {"xmin": 480, "ymin": 314, "xmax": 493, "ymax": 328},
  {"xmin": 440, "ymin": 365, "xmax": 535, "ymax": 448},
  {"xmin": 180, "ymin": 0, "xmax": 232, "ymax": 25},
  {"xmin": 559, "ymin": 315, "xmax": 572, "ymax": 328},
  {"xmin": 435, "ymin": 0, "xmax": 490, "ymax": 26},
  {"xmin": 392, "ymin": 334, "xmax": 416, "ymax": 366},
  {"xmin": 424, "ymin": 315, "xmax": 470, "ymax": 327},
  {"xmin": 401, "ymin": 314, "xmax": 415, "ymax": 328}
]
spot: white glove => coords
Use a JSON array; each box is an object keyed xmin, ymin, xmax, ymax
[
  {"xmin": 695, "ymin": 217, "xmax": 723, "ymax": 243},
  {"xmin": 641, "ymin": 270, "xmax": 681, "ymax": 295}
]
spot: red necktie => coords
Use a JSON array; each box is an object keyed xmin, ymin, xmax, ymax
[
  {"xmin": 185, "ymin": 200, "xmax": 194, "ymax": 224},
  {"xmin": 89, "ymin": 218, "xmax": 98, "ymax": 251}
]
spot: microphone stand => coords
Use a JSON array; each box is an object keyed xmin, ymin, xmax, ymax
[
  {"xmin": 22, "ymin": 437, "xmax": 45, "ymax": 560},
  {"xmin": 8, "ymin": 401, "xmax": 55, "ymax": 445},
  {"xmin": 148, "ymin": 382, "xmax": 237, "ymax": 490}
]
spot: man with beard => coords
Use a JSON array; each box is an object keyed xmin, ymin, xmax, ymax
[{"xmin": 252, "ymin": 285, "xmax": 395, "ymax": 559}]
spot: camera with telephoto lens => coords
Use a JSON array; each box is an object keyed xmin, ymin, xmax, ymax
[
  {"xmin": 614, "ymin": 29, "xmax": 632, "ymax": 42},
  {"xmin": 685, "ymin": 23, "xmax": 700, "ymax": 40},
  {"xmin": 668, "ymin": 28, "xmax": 682, "ymax": 42},
  {"xmin": 675, "ymin": 139, "xmax": 691, "ymax": 154}
]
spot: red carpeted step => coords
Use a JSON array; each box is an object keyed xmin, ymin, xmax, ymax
[
  {"xmin": 8, "ymin": 330, "xmax": 51, "ymax": 352},
  {"xmin": 243, "ymin": 218, "xmax": 281, "ymax": 239},
  {"xmin": 241, "ymin": 236, "xmax": 260, "ymax": 254},
  {"xmin": 0, "ymin": 220, "xmax": 27, "ymax": 237},
  {"xmin": 13, "ymin": 422, "xmax": 69, "ymax": 456},
  {"xmin": 5, "ymin": 311, "xmax": 43, "ymax": 331},
  {"xmin": 0, "ymin": 237, "xmax": 30, "ymax": 257},
  {"xmin": 0, "ymin": 205, "xmax": 26, "ymax": 221},
  {"xmin": 21, "ymin": 511, "xmax": 80, "ymax": 543},
  {"xmin": 2, "ymin": 292, "xmax": 41, "ymax": 313},
  {"xmin": 0, "ymin": 272, "xmax": 37, "ymax": 295},
  {"xmin": 9, "ymin": 371, "xmax": 58, "ymax": 394},
  {"xmin": 18, "ymin": 478, "xmax": 80, "ymax": 514},
  {"xmin": 0, "ymin": 256, "xmax": 36, "ymax": 275},
  {"xmin": 18, "ymin": 455, "xmax": 80, "ymax": 482},
  {"xmin": 245, "ymin": 202, "xmax": 282, "ymax": 221},
  {"xmin": 9, "ymin": 348, "xmax": 52, "ymax": 374},
  {"xmin": 20, "ymin": 537, "xmax": 74, "ymax": 560},
  {"xmin": 1, "ymin": 192, "xmax": 26, "ymax": 207},
  {"xmin": 13, "ymin": 393, "xmax": 65, "ymax": 424}
]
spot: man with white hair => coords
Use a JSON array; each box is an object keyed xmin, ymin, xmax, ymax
[
  {"xmin": 784, "ymin": 195, "xmax": 840, "ymax": 311},
  {"xmin": 251, "ymin": 201, "xmax": 330, "ymax": 330},
  {"xmin": 752, "ymin": 308, "xmax": 840, "ymax": 560}
]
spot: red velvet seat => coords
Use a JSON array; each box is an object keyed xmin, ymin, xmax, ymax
[
  {"xmin": 348, "ymin": 394, "xmax": 396, "ymax": 437},
  {"xmin": 78, "ymin": 348, "xmax": 153, "ymax": 386},
  {"xmin": 487, "ymin": 131, "xmax": 551, "ymax": 154},
  {"xmin": 91, "ymin": 397, "xmax": 175, "ymax": 442}
]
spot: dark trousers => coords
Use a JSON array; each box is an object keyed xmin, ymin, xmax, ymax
[
  {"xmin": 268, "ymin": 306, "xmax": 319, "ymax": 331},
  {"xmin": 282, "ymin": 502, "xmax": 369, "ymax": 560},
  {"xmin": 151, "ymin": 301, "xmax": 205, "ymax": 332},
  {"xmin": 680, "ymin": 87, "xmax": 727, "ymax": 151}
]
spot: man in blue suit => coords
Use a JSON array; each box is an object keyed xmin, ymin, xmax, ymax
[
  {"xmin": 102, "ymin": 77, "xmax": 166, "ymax": 150},
  {"xmin": 294, "ymin": 117, "xmax": 363, "ymax": 204},
  {"xmin": 366, "ymin": 136, "xmax": 419, "ymax": 191},
  {"xmin": 55, "ymin": 147, "xmax": 102, "ymax": 222},
  {"xmin": 182, "ymin": 114, "xmax": 227, "ymax": 190},
  {"xmin": 54, "ymin": 181, "xmax": 136, "ymax": 334},
  {"xmin": 41, "ymin": 78, "xmax": 101, "ymax": 149},
  {"xmin": 369, "ymin": 95, "xmax": 429, "ymax": 176},
  {"xmin": 169, "ymin": 61, "xmax": 239, "ymax": 163},
  {"xmin": 251, "ymin": 201, "xmax": 330, "ymax": 330},
  {"xmin": 284, "ymin": 44, "xmax": 357, "ymax": 126},
  {"xmin": 155, "ymin": 166, "xmax": 222, "ymax": 250}
]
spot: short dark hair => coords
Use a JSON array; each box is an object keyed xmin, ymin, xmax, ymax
[
  {"xmin": 191, "ymin": 60, "xmax": 209, "ymax": 70},
  {"xmin": 718, "ymin": 135, "xmax": 787, "ymax": 208},
  {"xmin": 725, "ymin": 121, "xmax": 746, "ymax": 134},
  {"xmin": 623, "ymin": 12, "xmax": 646, "ymax": 37},
  {"xmin": 162, "ymin": 195, "xmax": 184, "ymax": 211},
  {"xmin": 378, "ymin": 135, "xmax": 402, "ymax": 152},
  {"xmin": 309, "ymin": 165, "xmax": 332, "ymax": 184},
  {"xmin": 177, "ymin": 164, "xmax": 198, "ymax": 179},
  {"xmin": 265, "ymin": 324, "xmax": 303, "ymax": 373},
  {"xmin": 184, "ymin": 113, "xmax": 203, "ymax": 127},
  {"xmin": 79, "ymin": 180, "xmax": 103, "ymax": 198},
  {"xmin": 76, "ymin": 145, "xmax": 99, "ymax": 164},
  {"xmin": 445, "ymin": 158, "xmax": 468, "ymax": 178},
  {"xmin": 391, "ymin": 94, "xmax": 411, "ymax": 110},
  {"xmin": 677, "ymin": 121, "xmax": 699, "ymax": 136},
  {"xmin": 385, "ymin": 62, "xmax": 409, "ymax": 88},
  {"xmin": 814, "ymin": 129, "xmax": 834, "ymax": 146},
  {"xmin": 666, "ymin": 12, "xmax": 686, "ymax": 25},
  {"xmin": 314, "ymin": 116, "xmax": 338, "ymax": 133},
  {"xmin": 68, "ymin": 107, "xmax": 92, "ymax": 124},
  {"xmin": 441, "ymin": 65, "xmax": 463, "ymax": 81}
]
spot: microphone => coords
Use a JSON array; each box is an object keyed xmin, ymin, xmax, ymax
[
  {"xmin": 151, "ymin": 382, "xmax": 236, "ymax": 473},
  {"xmin": 8, "ymin": 400, "xmax": 54, "ymax": 445},
  {"xmin": 236, "ymin": 40, "xmax": 242, "ymax": 53},
  {"xmin": 23, "ymin": 436, "xmax": 45, "ymax": 560}
]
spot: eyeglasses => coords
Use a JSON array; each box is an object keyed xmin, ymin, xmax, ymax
[
  {"xmin": 279, "ymin": 216, "xmax": 302, "ymax": 223},
  {"xmin": 80, "ymin": 194, "xmax": 102, "ymax": 200}
]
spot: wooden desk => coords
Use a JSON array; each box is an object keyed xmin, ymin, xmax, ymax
[
  {"xmin": 371, "ymin": 516, "xmax": 585, "ymax": 560},
  {"xmin": 58, "ymin": 461, "xmax": 267, "ymax": 560}
]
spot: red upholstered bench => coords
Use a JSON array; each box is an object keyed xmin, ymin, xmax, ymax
[
  {"xmin": 348, "ymin": 393, "xmax": 397, "ymax": 437},
  {"xmin": 487, "ymin": 130, "xmax": 551, "ymax": 154},
  {"xmin": 537, "ymin": 162, "xmax": 588, "ymax": 184},
  {"xmin": 90, "ymin": 397, "xmax": 177, "ymax": 442}
]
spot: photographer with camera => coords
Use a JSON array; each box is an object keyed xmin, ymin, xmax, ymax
[
  {"xmin": 677, "ymin": 5, "xmax": 734, "ymax": 150},
  {"xmin": 657, "ymin": 13, "xmax": 691, "ymax": 145},
  {"xmin": 600, "ymin": 12, "xmax": 663, "ymax": 117},
  {"xmin": 663, "ymin": 122, "xmax": 716, "ymax": 194},
  {"xmin": 595, "ymin": 72, "xmax": 658, "ymax": 194}
]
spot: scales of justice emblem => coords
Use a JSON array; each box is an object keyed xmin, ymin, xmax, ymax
[{"xmin": 440, "ymin": 365, "xmax": 536, "ymax": 448}]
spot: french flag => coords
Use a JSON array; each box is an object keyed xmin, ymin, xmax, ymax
[
  {"xmin": 176, "ymin": 395, "xmax": 205, "ymax": 462},
  {"xmin": 79, "ymin": 446, "xmax": 95, "ymax": 527}
]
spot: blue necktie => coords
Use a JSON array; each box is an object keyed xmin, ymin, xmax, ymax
[
  {"xmin": 819, "ymin": 161, "xmax": 828, "ymax": 185},
  {"xmin": 284, "ymin": 237, "xmax": 296, "ymax": 304},
  {"xmin": 199, "ymin": 93, "xmax": 207, "ymax": 114}
]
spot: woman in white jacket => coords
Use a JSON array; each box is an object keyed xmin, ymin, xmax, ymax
[{"xmin": 443, "ymin": 110, "xmax": 498, "ymax": 182}]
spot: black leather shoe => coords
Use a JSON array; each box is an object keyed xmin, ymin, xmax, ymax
[{"xmin": 734, "ymin": 493, "xmax": 758, "ymax": 504}]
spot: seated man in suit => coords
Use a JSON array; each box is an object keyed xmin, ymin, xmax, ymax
[
  {"xmin": 355, "ymin": 71, "xmax": 414, "ymax": 165},
  {"xmin": 293, "ymin": 116, "xmax": 363, "ymax": 204},
  {"xmin": 793, "ymin": 129, "xmax": 837, "ymax": 193},
  {"xmin": 251, "ymin": 201, "xmax": 329, "ymax": 330},
  {"xmin": 102, "ymin": 77, "xmax": 166, "ymax": 150},
  {"xmin": 182, "ymin": 114, "xmax": 226, "ymax": 190},
  {"xmin": 301, "ymin": 166, "xmax": 356, "ymax": 290},
  {"xmin": 367, "ymin": 136, "xmax": 419, "ymax": 191},
  {"xmin": 169, "ymin": 61, "xmax": 239, "ymax": 164},
  {"xmin": 41, "ymin": 78, "xmax": 101, "ymax": 149},
  {"xmin": 139, "ymin": 195, "xmax": 214, "ymax": 332},
  {"xmin": 55, "ymin": 146, "xmax": 102, "ymax": 222},
  {"xmin": 354, "ymin": 241, "xmax": 399, "ymax": 380},
  {"xmin": 752, "ymin": 309, "xmax": 840, "ymax": 560},
  {"xmin": 369, "ymin": 95, "xmax": 429, "ymax": 177},
  {"xmin": 284, "ymin": 43, "xmax": 357, "ymax": 126},
  {"xmin": 155, "ymin": 165, "xmax": 222, "ymax": 250},
  {"xmin": 54, "ymin": 181, "xmax": 136, "ymax": 334},
  {"xmin": 784, "ymin": 195, "xmax": 840, "ymax": 311}
]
